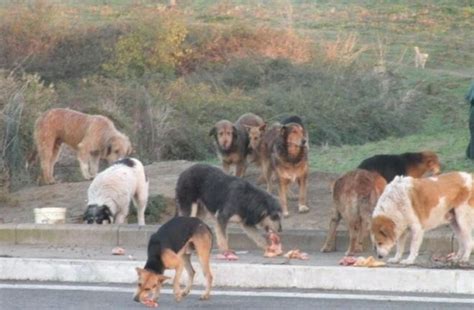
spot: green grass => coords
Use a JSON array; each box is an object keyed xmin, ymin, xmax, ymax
[{"xmin": 310, "ymin": 126, "xmax": 473, "ymax": 174}]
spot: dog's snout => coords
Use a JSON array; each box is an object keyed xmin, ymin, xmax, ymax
[{"xmin": 378, "ymin": 255, "xmax": 383, "ymax": 259}]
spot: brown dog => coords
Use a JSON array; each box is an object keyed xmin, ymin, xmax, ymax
[
  {"xmin": 321, "ymin": 169, "xmax": 387, "ymax": 255},
  {"xmin": 209, "ymin": 113, "xmax": 264, "ymax": 177},
  {"xmin": 257, "ymin": 116, "xmax": 309, "ymax": 217},
  {"xmin": 134, "ymin": 217, "xmax": 213, "ymax": 306},
  {"xmin": 235, "ymin": 113, "xmax": 265, "ymax": 164},
  {"xmin": 33, "ymin": 108, "xmax": 132, "ymax": 184}
]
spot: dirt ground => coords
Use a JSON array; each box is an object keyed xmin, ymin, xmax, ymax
[{"xmin": 0, "ymin": 158, "xmax": 340, "ymax": 231}]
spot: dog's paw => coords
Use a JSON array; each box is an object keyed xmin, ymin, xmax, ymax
[
  {"xmin": 400, "ymin": 258, "xmax": 415, "ymax": 265},
  {"xmin": 283, "ymin": 211, "xmax": 290, "ymax": 218},
  {"xmin": 199, "ymin": 293, "xmax": 210, "ymax": 301},
  {"xmin": 298, "ymin": 205, "xmax": 309, "ymax": 213},
  {"xmin": 174, "ymin": 290, "xmax": 185, "ymax": 302},
  {"xmin": 387, "ymin": 257, "xmax": 401, "ymax": 264},
  {"xmin": 320, "ymin": 245, "xmax": 335, "ymax": 253}
]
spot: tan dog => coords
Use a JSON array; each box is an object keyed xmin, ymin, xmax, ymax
[
  {"xmin": 414, "ymin": 46, "xmax": 429, "ymax": 69},
  {"xmin": 209, "ymin": 113, "xmax": 264, "ymax": 177},
  {"xmin": 372, "ymin": 172, "xmax": 474, "ymax": 265},
  {"xmin": 257, "ymin": 116, "xmax": 309, "ymax": 217},
  {"xmin": 321, "ymin": 169, "xmax": 387, "ymax": 255},
  {"xmin": 33, "ymin": 108, "xmax": 132, "ymax": 184},
  {"xmin": 235, "ymin": 113, "xmax": 265, "ymax": 164},
  {"xmin": 134, "ymin": 217, "xmax": 213, "ymax": 306}
]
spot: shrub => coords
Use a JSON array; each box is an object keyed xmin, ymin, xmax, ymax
[{"xmin": 103, "ymin": 11, "xmax": 188, "ymax": 78}]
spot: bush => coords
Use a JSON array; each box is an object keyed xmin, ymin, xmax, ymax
[
  {"xmin": 28, "ymin": 25, "xmax": 123, "ymax": 82},
  {"xmin": 103, "ymin": 11, "xmax": 188, "ymax": 78}
]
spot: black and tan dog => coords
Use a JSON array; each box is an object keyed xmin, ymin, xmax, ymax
[
  {"xmin": 257, "ymin": 116, "xmax": 309, "ymax": 217},
  {"xmin": 175, "ymin": 163, "xmax": 282, "ymax": 260},
  {"xmin": 209, "ymin": 113, "xmax": 264, "ymax": 177},
  {"xmin": 357, "ymin": 151, "xmax": 441, "ymax": 183},
  {"xmin": 134, "ymin": 217, "xmax": 213, "ymax": 306}
]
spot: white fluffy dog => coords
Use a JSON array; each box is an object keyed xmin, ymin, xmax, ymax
[{"xmin": 84, "ymin": 158, "xmax": 149, "ymax": 225}]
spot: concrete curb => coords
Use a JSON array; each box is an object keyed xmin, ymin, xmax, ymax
[
  {"xmin": 0, "ymin": 224, "xmax": 455, "ymax": 253},
  {"xmin": 1, "ymin": 257, "xmax": 473, "ymax": 294}
]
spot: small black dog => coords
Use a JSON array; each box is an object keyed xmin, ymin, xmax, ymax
[
  {"xmin": 175, "ymin": 164, "xmax": 282, "ymax": 259},
  {"xmin": 134, "ymin": 217, "xmax": 213, "ymax": 306}
]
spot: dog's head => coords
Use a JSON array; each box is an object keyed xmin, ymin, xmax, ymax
[
  {"xmin": 370, "ymin": 215, "xmax": 397, "ymax": 259},
  {"xmin": 209, "ymin": 120, "xmax": 236, "ymax": 151},
  {"xmin": 104, "ymin": 134, "xmax": 132, "ymax": 164},
  {"xmin": 133, "ymin": 268, "xmax": 170, "ymax": 303},
  {"xmin": 280, "ymin": 123, "xmax": 307, "ymax": 151},
  {"xmin": 258, "ymin": 196, "xmax": 283, "ymax": 233},
  {"xmin": 245, "ymin": 123, "xmax": 266, "ymax": 151},
  {"xmin": 83, "ymin": 204, "xmax": 113, "ymax": 224},
  {"xmin": 420, "ymin": 151, "xmax": 441, "ymax": 176}
]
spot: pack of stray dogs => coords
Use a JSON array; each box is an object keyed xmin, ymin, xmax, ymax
[{"xmin": 28, "ymin": 108, "xmax": 474, "ymax": 307}]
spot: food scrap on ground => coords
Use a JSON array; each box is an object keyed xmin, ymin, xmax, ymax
[
  {"xmin": 141, "ymin": 299, "xmax": 158, "ymax": 308},
  {"xmin": 264, "ymin": 231, "xmax": 283, "ymax": 257},
  {"xmin": 432, "ymin": 252, "xmax": 457, "ymax": 263},
  {"xmin": 111, "ymin": 247, "xmax": 125, "ymax": 255},
  {"xmin": 283, "ymin": 249, "xmax": 310, "ymax": 260},
  {"xmin": 339, "ymin": 256, "xmax": 385, "ymax": 267},
  {"xmin": 216, "ymin": 250, "xmax": 239, "ymax": 261}
]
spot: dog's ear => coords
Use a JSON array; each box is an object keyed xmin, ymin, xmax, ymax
[
  {"xmin": 259, "ymin": 123, "xmax": 267, "ymax": 132},
  {"xmin": 157, "ymin": 275, "xmax": 170, "ymax": 283},
  {"xmin": 280, "ymin": 125, "xmax": 288, "ymax": 136},
  {"xmin": 232, "ymin": 125, "xmax": 238, "ymax": 137},
  {"xmin": 243, "ymin": 125, "xmax": 252, "ymax": 133},
  {"xmin": 103, "ymin": 205, "xmax": 113, "ymax": 223},
  {"xmin": 209, "ymin": 127, "xmax": 217, "ymax": 137},
  {"xmin": 135, "ymin": 267, "xmax": 144, "ymax": 275}
]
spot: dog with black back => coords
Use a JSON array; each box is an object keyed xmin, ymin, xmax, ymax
[
  {"xmin": 357, "ymin": 151, "xmax": 441, "ymax": 183},
  {"xmin": 134, "ymin": 217, "xmax": 213, "ymax": 307},
  {"xmin": 175, "ymin": 163, "xmax": 282, "ymax": 260}
]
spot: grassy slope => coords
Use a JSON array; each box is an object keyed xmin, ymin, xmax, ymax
[
  {"xmin": 3, "ymin": 0, "xmax": 473, "ymax": 172},
  {"xmin": 188, "ymin": 0, "xmax": 474, "ymax": 172}
]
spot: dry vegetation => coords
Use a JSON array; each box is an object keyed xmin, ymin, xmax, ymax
[{"xmin": 0, "ymin": 0, "xmax": 472, "ymax": 191}]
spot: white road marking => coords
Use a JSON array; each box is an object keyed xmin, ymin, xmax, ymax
[{"xmin": 0, "ymin": 283, "xmax": 473, "ymax": 304}]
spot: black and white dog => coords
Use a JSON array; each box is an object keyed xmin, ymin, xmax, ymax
[
  {"xmin": 84, "ymin": 157, "xmax": 149, "ymax": 225},
  {"xmin": 175, "ymin": 164, "xmax": 282, "ymax": 258}
]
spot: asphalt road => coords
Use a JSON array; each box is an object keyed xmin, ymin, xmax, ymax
[{"xmin": 1, "ymin": 282, "xmax": 473, "ymax": 310}]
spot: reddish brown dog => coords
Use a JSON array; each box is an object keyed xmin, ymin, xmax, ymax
[
  {"xmin": 33, "ymin": 108, "xmax": 132, "ymax": 185},
  {"xmin": 210, "ymin": 113, "xmax": 264, "ymax": 177},
  {"xmin": 321, "ymin": 169, "xmax": 387, "ymax": 255}
]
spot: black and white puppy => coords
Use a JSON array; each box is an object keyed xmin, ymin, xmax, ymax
[{"xmin": 84, "ymin": 157, "xmax": 149, "ymax": 225}]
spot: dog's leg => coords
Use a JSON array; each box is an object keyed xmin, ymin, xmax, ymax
[
  {"xmin": 321, "ymin": 208, "xmax": 341, "ymax": 253},
  {"xmin": 215, "ymin": 215, "xmax": 230, "ymax": 252},
  {"xmin": 235, "ymin": 160, "xmax": 247, "ymax": 178},
  {"xmin": 400, "ymin": 226, "xmax": 423, "ymax": 265},
  {"xmin": 388, "ymin": 230, "xmax": 408, "ymax": 263},
  {"xmin": 182, "ymin": 253, "xmax": 195, "ymax": 297},
  {"xmin": 452, "ymin": 207, "xmax": 473, "ymax": 262},
  {"xmin": 297, "ymin": 174, "xmax": 309, "ymax": 213},
  {"xmin": 162, "ymin": 251, "xmax": 185, "ymax": 302},
  {"xmin": 190, "ymin": 202, "xmax": 199, "ymax": 217},
  {"xmin": 38, "ymin": 139, "xmax": 59, "ymax": 185},
  {"xmin": 277, "ymin": 177, "xmax": 291, "ymax": 217},
  {"xmin": 222, "ymin": 162, "xmax": 231, "ymax": 175},
  {"xmin": 356, "ymin": 216, "xmax": 371, "ymax": 253},
  {"xmin": 88, "ymin": 155, "xmax": 100, "ymax": 179},
  {"xmin": 346, "ymin": 218, "xmax": 361, "ymax": 256},
  {"xmin": 194, "ymin": 231, "xmax": 213, "ymax": 300},
  {"xmin": 262, "ymin": 161, "xmax": 273, "ymax": 192},
  {"xmin": 134, "ymin": 181, "xmax": 149, "ymax": 226},
  {"xmin": 240, "ymin": 224, "xmax": 267, "ymax": 250},
  {"xmin": 77, "ymin": 143, "xmax": 93, "ymax": 180}
]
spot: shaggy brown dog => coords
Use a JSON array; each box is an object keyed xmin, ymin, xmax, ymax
[
  {"xmin": 33, "ymin": 108, "xmax": 132, "ymax": 184},
  {"xmin": 209, "ymin": 113, "xmax": 264, "ymax": 177},
  {"xmin": 257, "ymin": 116, "xmax": 309, "ymax": 217},
  {"xmin": 321, "ymin": 169, "xmax": 387, "ymax": 255}
]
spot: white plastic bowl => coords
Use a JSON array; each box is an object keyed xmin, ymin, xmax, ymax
[{"xmin": 34, "ymin": 207, "xmax": 66, "ymax": 224}]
